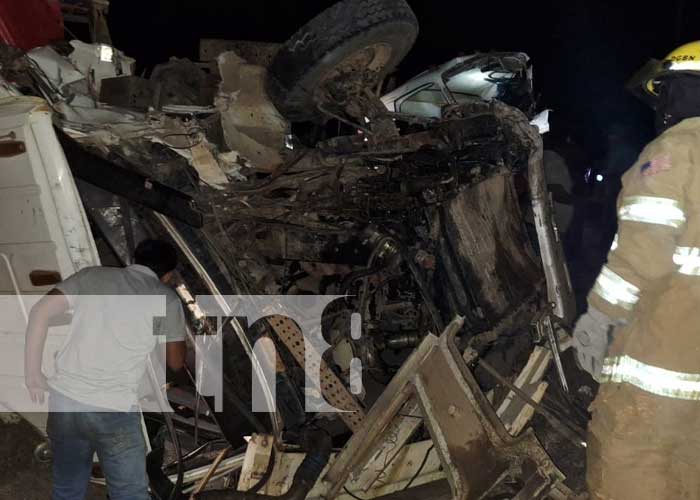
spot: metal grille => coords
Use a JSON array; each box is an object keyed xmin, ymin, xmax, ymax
[{"xmin": 267, "ymin": 315, "xmax": 366, "ymax": 431}]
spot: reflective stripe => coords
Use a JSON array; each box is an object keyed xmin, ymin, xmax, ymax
[
  {"xmin": 618, "ymin": 196, "xmax": 686, "ymax": 228},
  {"xmin": 669, "ymin": 60, "xmax": 700, "ymax": 72},
  {"xmin": 592, "ymin": 266, "xmax": 640, "ymax": 310},
  {"xmin": 610, "ymin": 233, "xmax": 619, "ymax": 251},
  {"xmin": 673, "ymin": 246, "xmax": 700, "ymax": 276},
  {"xmin": 601, "ymin": 355, "xmax": 700, "ymax": 400}
]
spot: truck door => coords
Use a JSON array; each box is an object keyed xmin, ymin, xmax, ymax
[{"xmin": 0, "ymin": 96, "xmax": 100, "ymax": 431}]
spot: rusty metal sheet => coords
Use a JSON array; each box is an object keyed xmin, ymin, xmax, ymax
[
  {"xmin": 435, "ymin": 173, "xmax": 542, "ymax": 324},
  {"xmin": 215, "ymin": 51, "xmax": 288, "ymax": 172},
  {"xmin": 352, "ymin": 398, "xmax": 423, "ymax": 492},
  {"xmin": 414, "ymin": 355, "xmax": 508, "ymax": 499}
]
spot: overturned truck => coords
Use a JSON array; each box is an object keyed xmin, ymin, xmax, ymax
[{"xmin": 0, "ymin": 0, "xmax": 583, "ymax": 498}]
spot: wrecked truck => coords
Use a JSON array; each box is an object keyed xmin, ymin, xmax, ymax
[{"xmin": 0, "ymin": 0, "xmax": 583, "ymax": 498}]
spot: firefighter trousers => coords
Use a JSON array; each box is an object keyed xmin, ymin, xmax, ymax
[{"xmin": 587, "ymin": 382, "xmax": 700, "ymax": 499}]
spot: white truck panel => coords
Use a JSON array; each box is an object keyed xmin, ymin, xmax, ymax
[{"xmin": 0, "ymin": 97, "xmax": 100, "ymax": 430}]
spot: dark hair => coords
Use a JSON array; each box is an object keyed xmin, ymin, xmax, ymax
[{"xmin": 134, "ymin": 239, "xmax": 178, "ymax": 278}]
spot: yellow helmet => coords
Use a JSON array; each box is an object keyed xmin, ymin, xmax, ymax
[{"xmin": 645, "ymin": 41, "xmax": 700, "ymax": 96}]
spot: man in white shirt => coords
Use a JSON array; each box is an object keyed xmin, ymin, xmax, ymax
[{"xmin": 24, "ymin": 239, "xmax": 187, "ymax": 500}]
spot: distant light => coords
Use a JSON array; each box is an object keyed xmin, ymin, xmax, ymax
[
  {"xmin": 99, "ymin": 45, "xmax": 114, "ymax": 62},
  {"xmin": 596, "ymin": 174, "xmax": 604, "ymax": 182}
]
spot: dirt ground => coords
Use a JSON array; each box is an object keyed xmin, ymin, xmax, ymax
[{"xmin": 0, "ymin": 415, "xmax": 106, "ymax": 500}]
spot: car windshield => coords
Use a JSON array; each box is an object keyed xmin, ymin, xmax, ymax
[{"xmin": 399, "ymin": 84, "xmax": 446, "ymax": 118}]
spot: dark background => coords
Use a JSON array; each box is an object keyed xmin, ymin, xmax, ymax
[{"xmin": 105, "ymin": 0, "xmax": 696, "ymax": 161}]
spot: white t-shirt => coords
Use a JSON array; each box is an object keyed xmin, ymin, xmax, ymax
[{"xmin": 49, "ymin": 264, "xmax": 186, "ymax": 411}]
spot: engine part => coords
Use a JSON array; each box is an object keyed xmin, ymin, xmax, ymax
[{"xmin": 384, "ymin": 332, "xmax": 421, "ymax": 350}]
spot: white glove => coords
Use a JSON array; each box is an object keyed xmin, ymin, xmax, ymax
[{"xmin": 572, "ymin": 307, "xmax": 619, "ymax": 381}]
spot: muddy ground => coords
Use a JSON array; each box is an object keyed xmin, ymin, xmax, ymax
[{"xmin": 0, "ymin": 415, "xmax": 105, "ymax": 500}]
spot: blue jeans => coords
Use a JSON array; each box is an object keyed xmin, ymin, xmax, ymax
[{"xmin": 47, "ymin": 390, "xmax": 149, "ymax": 500}]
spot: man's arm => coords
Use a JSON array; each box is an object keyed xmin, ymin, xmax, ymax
[
  {"xmin": 165, "ymin": 341, "xmax": 186, "ymax": 372},
  {"xmin": 161, "ymin": 293, "xmax": 188, "ymax": 381},
  {"xmin": 24, "ymin": 289, "xmax": 70, "ymax": 404}
]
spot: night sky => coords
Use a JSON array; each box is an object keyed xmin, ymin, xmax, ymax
[{"xmin": 106, "ymin": 0, "xmax": 697, "ymax": 161}]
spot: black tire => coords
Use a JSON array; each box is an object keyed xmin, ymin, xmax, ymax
[{"xmin": 267, "ymin": 0, "xmax": 419, "ymax": 122}]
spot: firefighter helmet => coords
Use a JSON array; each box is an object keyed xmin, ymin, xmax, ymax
[{"xmin": 645, "ymin": 41, "xmax": 700, "ymax": 96}]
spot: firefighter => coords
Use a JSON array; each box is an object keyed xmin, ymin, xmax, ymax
[{"xmin": 572, "ymin": 41, "xmax": 700, "ymax": 499}]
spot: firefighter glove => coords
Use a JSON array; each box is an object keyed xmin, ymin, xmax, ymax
[{"xmin": 572, "ymin": 307, "xmax": 618, "ymax": 381}]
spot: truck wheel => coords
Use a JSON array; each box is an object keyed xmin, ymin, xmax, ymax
[{"xmin": 267, "ymin": 0, "xmax": 419, "ymax": 122}]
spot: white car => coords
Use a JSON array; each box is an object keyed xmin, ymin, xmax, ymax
[{"xmin": 381, "ymin": 52, "xmax": 534, "ymax": 119}]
